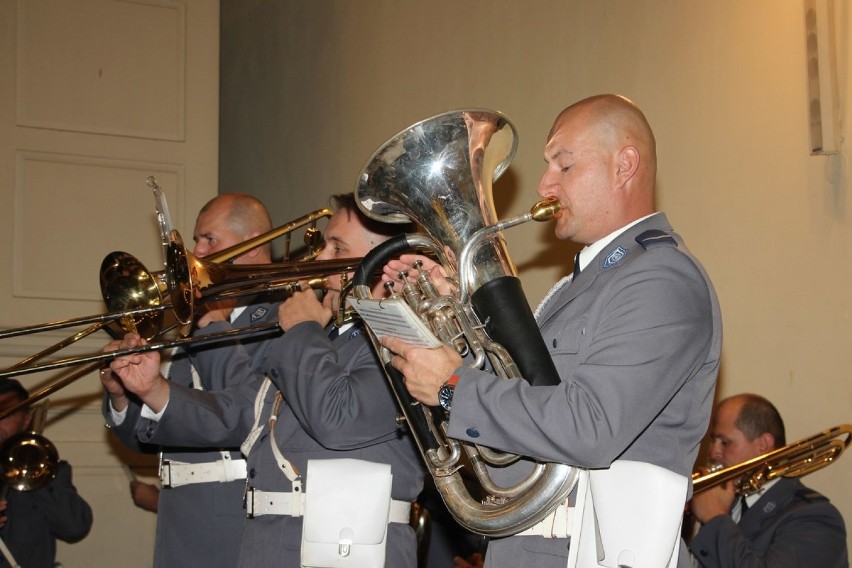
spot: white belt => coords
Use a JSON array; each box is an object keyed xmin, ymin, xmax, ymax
[
  {"xmin": 161, "ymin": 458, "xmax": 248, "ymax": 488},
  {"xmin": 245, "ymin": 488, "xmax": 412, "ymax": 524},
  {"xmin": 516, "ymin": 502, "xmax": 575, "ymax": 539}
]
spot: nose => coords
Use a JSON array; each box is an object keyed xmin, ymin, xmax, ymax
[
  {"xmin": 315, "ymin": 246, "xmax": 331, "ymax": 261},
  {"xmin": 193, "ymin": 242, "xmax": 209, "ymax": 258},
  {"xmin": 537, "ymin": 170, "xmax": 556, "ymax": 198},
  {"xmin": 708, "ymin": 440, "xmax": 723, "ymax": 463}
]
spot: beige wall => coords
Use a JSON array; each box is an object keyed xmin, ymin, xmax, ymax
[{"xmin": 221, "ymin": 0, "xmax": 852, "ymax": 548}]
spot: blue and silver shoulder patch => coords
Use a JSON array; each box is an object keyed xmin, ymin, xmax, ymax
[
  {"xmin": 603, "ymin": 246, "xmax": 628, "ymax": 269},
  {"xmin": 250, "ymin": 307, "xmax": 269, "ymax": 322}
]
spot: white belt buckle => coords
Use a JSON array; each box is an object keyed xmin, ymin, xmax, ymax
[{"xmin": 161, "ymin": 460, "xmax": 174, "ymax": 488}]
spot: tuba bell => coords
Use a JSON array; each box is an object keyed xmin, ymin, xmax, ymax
[{"xmin": 352, "ymin": 109, "xmax": 577, "ymax": 537}]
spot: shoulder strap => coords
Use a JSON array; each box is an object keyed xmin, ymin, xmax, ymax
[
  {"xmin": 635, "ymin": 229, "xmax": 678, "ymax": 249},
  {"xmin": 636, "ymin": 229, "xmax": 677, "ymax": 250}
]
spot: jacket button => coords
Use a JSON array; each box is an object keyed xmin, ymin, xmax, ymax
[
  {"xmin": 552, "ymin": 338, "xmax": 558, "ymax": 348},
  {"xmin": 466, "ymin": 428, "xmax": 480, "ymax": 438},
  {"xmin": 249, "ymin": 468, "xmax": 256, "ymax": 479},
  {"xmin": 270, "ymin": 368, "xmax": 280, "ymax": 379}
]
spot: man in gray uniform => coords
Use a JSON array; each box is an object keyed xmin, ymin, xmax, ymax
[
  {"xmin": 101, "ymin": 193, "xmax": 277, "ymax": 567},
  {"xmin": 688, "ymin": 394, "xmax": 847, "ymax": 567},
  {"xmin": 106, "ymin": 194, "xmax": 424, "ymax": 567},
  {"xmin": 381, "ymin": 94, "xmax": 723, "ymax": 568}
]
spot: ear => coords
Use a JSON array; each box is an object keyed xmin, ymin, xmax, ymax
[
  {"xmin": 242, "ymin": 231, "xmax": 263, "ymax": 259},
  {"xmin": 243, "ymin": 247, "xmax": 262, "ymax": 260},
  {"xmin": 756, "ymin": 432, "xmax": 776, "ymax": 453},
  {"xmin": 614, "ymin": 145, "xmax": 640, "ymax": 189}
]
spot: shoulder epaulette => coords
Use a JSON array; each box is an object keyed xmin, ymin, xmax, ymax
[
  {"xmin": 795, "ymin": 488, "xmax": 829, "ymax": 504},
  {"xmin": 635, "ymin": 229, "xmax": 677, "ymax": 249}
]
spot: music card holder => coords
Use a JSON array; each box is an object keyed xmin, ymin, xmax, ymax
[{"xmin": 347, "ymin": 297, "xmax": 443, "ymax": 349}]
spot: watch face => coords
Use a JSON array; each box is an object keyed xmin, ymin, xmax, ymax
[{"xmin": 438, "ymin": 384, "xmax": 454, "ymax": 411}]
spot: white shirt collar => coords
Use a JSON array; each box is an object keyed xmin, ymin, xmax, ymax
[
  {"xmin": 575, "ymin": 212, "xmax": 659, "ymax": 273},
  {"xmin": 230, "ymin": 305, "xmax": 247, "ymax": 323}
]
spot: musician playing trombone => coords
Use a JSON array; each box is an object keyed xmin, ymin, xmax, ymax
[
  {"xmin": 687, "ymin": 394, "xmax": 847, "ymax": 567},
  {"xmin": 105, "ymin": 194, "xmax": 424, "ymax": 568},
  {"xmin": 101, "ymin": 193, "xmax": 280, "ymax": 568},
  {"xmin": 380, "ymin": 94, "xmax": 723, "ymax": 568}
]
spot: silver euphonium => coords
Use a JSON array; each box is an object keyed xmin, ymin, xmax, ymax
[{"xmin": 352, "ymin": 110, "xmax": 577, "ymax": 537}]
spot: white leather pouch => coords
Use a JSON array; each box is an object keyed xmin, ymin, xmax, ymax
[{"xmin": 300, "ymin": 458, "xmax": 392, "ymax": 568}]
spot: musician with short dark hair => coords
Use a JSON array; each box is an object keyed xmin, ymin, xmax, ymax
[
  {"xmin": 380, "ymin": 94, "xmax": 723, "ymax": 567},
  {"xmin": 688, "ymin": 393, "xmax": 848, "ymax": 567},
  {"xmin": 101, "ymin": 193, "xmax": 279, "ymax": 567},
  {"xmin": 105, "ymin": 195, "xmax": 424, "ymax": 567},
  {"xmin": 0, "ymin": 378, "xmax": 93, "ymax": 568}
]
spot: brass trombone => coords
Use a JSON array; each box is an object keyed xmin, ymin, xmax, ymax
[
  {"xmin": 692, "ymin": 423, "xmax": 852, "ymax": 496},
  {"xmin": 0, "ymin": 402, "xmax": 58, "ymax": 493},
  {"xmin": 0, "ymin": 205, "xmax": 359, "ymax": 417},
  {"xmin": 0, "ymin": 207, "xmax": 335, "ymax": 344}
]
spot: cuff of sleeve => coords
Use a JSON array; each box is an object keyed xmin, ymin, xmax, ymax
[
  {"xmin": 109, "ymin": 402, "xmax": 127, "ymax": 426},
  {"xmin": 140, "ymin": 401, "xmax": 168, "ymax": 421}
]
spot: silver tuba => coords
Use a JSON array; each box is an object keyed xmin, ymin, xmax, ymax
[{"xmin": 352, "ymin": 109, "xmax": 577, "ymax": 537}]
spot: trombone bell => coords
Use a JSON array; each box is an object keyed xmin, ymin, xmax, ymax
[{"xmin": 0, "ymin": 432, "xmax": 59, "ymax": 492}]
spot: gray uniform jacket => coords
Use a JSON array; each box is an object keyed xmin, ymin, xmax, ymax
[
  {"xmin": 690, "ymin": 477, "xmax": 848, "ymax": 567},
  {"xmin": 134, "ymin": 318, "xmax": 425, "ymax": 568},
  {"xmin": 448, "ymin": 213, "xmax": 723, "ymax": 568},
  {"xmin": 0, "ymin": 461, "xmax": 93, "ymax": 568},
  {"xmin": 102, "ymin": 298, "xmax": 279, "ymax": 568}
]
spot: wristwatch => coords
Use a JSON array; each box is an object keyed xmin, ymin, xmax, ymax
[{"xmin": 437, "ymin": 375, "xmax": 460, "ymax": 412}]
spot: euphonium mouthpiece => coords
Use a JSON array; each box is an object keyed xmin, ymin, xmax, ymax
[{"xmin": 530, "ymin": 197, "xmax": 562, "ymax": 222}]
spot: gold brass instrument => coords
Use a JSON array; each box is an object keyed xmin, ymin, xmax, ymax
[
  {"xmin": 351, "ymin": 109, "xmax": 577, "ymax": 538},
  {"xmin": 0, "ymin": 403, "xmax": 59, "ymax": 493},
  {"xmin": 0, "ymin": 187, "xmax": 357, "ymax": 417},
  {"xmin": 692, "ymin": 423, "xmax": 852, "ymax": 496},
  {"xmin": 0, "ymin": 207, "xmax": 336, "ymax": 344}
]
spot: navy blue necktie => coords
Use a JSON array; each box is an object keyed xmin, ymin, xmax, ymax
[
  {"xmin": 327, "ymin": 326, "xmax": 339, "ymax": 340},
  {"xmin": 572, "ymin": 253, "xmax": 582, "ymax": 279}
]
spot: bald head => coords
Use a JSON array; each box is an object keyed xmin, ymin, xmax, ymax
[
  {"xmin": 551, "ymin": 94, "xmax": 657, "ymax": 182},
  {"xmin": 200, "ymin": 193, "xmax": 272, "ymax": 235},
  {"xmin": 193, "ymin": 193, "xmax": 273, "ymax": 263},
  {"xmin": 539, "ymin": 94, "xmax": 658, "ymax": 244}
]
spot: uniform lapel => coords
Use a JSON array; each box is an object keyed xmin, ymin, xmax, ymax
[{"xmin": 536, "ymin": 213, "xmax": 672, "ymax": 328}]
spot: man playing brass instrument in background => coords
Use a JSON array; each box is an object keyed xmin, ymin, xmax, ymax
[
  {"xmin": 0, "ymin": 378, "xmax": 92, "ymax": 568},
  {"xmin": 101, "ymin": 193, "xmax": 280, "ymax": 567},
  {"xmin": 688, "ymin": 393, "xmax": 847, "ymax": 567},
  {"xmin": 381, "ymin": 94, "xmax": 723, "ymax": 568}
]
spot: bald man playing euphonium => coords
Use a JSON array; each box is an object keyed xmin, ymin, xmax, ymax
[{"xmin": 382, "ymin": 94, "xmax": 723, "ymax": 568}]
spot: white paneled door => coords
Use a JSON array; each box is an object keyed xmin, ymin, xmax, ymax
[{"xmin": 0, "ymin": 1, "xmax": 220, "ymax": 565}]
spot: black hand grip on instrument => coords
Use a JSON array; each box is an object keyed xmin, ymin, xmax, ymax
[
  {"xmin": 471, "ymin": 275, "xmax": 561, "ymax": 387},
  {"xmin": 353, "ymin": 234, "xmax": 414, "ymax": 287}
]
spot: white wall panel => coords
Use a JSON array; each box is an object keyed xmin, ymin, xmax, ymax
[
  {"xmin": 16, "ymin": 0, "xmax": 185, "ymax": 140},
  {"xmin": 13, "ymin": 151, "xmax": 182, "ymax": 301}
]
